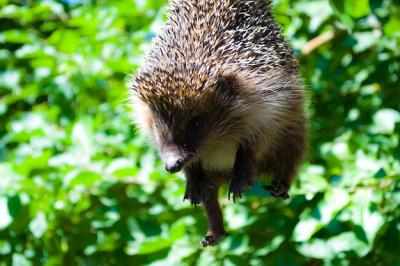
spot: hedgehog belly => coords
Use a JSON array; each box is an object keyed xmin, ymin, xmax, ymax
[{"xmin": 200, "ymin": 141, "xmax": 237, "ymax": 173}]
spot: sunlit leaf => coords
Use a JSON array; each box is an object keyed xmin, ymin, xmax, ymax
[
  {"xmin": 353, "ymin": 32, "xmax": 380, "ymax": 53},
  {"xmin": 293, "ymin": 188, "xmax": 350, "ymax": 242},
  {"xmin": 372, "ymin": 109, "xmax": 400, "ymax": 134},
  {"xmin": 29, "ymin": 212, "xmax": 47, "ymax": 238},
  {"xmin": 225, "ymin": 204, "xmax": 256, "ymax": 230},
  {"xmin": 12, "ymin": 253, "xmax": 32, "ymax": 266},
  {"xmin": 0, "ymin": 240, "xmax": 11, "ymax": 255},
  {"xmin": 297, "ymin": 238, "xmax": 334, "ymax": 259},
  {"xmin": 72, "ymin": 119, "xmax": 96, "ymax": 162}
]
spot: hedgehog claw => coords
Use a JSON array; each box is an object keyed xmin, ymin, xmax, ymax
[
  {"xmin": 200, "ymin": 233, "xmax": 228, "ymax": 247},
  {"xmin": 184, "ymin": 180, "xmax": 215, "ymax": 206},
  {"xmin": 200, "ymin": 235, "xmax": 218, "ymax": 247},
  {"xmin": 228, "ymin": 174, "xmax": 252, "ymax": 202}
]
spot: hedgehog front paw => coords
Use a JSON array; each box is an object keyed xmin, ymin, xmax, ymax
[
  {"xmin": 184, "ymin": 181, "xmax": 216, "ymax": 207},
  {"xmin": 263, "ymin": 179, "xmax": 289, "ymax": 199}
]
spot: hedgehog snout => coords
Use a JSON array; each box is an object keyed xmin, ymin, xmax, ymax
[
  {"xmin": 165, "ymin": 157, "xmax": 185, "ymax": 173},
  {"xmin": 161, "ymin": 148, "xmax": 188, "ymax": 173}
]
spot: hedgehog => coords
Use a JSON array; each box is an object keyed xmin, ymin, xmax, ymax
[{"xmin": 129, "ymin": 0, "xmax": 307, "ymax": 247}]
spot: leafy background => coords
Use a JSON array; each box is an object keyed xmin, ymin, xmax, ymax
[{"xmin": 0, "ymin": 0, "xmax": 399, "ymax": 265}]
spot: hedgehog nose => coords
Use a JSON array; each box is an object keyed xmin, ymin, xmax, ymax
[{"xmin": 165, "ymin": 158, "xmax": 185, "ymax": 173}]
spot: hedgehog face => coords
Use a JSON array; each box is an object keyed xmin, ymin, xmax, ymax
[
  {"xmin": 152, "ymin": 112, "xmax": 208, "ymax": 173},
  {"xmin": 149, "ymin": 77, "xmax": 241, "ymax": 173}
]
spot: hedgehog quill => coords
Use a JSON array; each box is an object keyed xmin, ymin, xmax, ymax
[{"xmin": 129, "ymin": 0, "xmax": 307, "ymax": 247}]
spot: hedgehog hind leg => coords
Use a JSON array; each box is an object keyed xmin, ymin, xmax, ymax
[
  {"xmin": 261, "ymin": 125, "xmax": 307, "ymax": 200},
  {"xmin": 261, "ymin": 149, "xmax": 302, "ymax": 200},
  {"xmin": 200, "ymin": 189, "xmax": 229, "ymax": 247}
]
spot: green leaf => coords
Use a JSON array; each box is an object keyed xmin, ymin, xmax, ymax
[
  {"xmin": 384, "ymin": 16, "xmax": 400, "ymax": 37},
  {"xmin": 68, "ymin": 171, "xmax": 102, "ymax": 187},
  {"xmin": 345, "ymin": 0, "xmax": 370, "ymax": 18},
  {"xmin": 47, "ymin": 29, "xmax": 82, "ymax": 53},
  {"xmin": 126, "ymin": 236, "xmax": 172, "ymax": 255},
  {"xmin": 7, "ymin": 195, "xmax": 21, "ymax": 217},
  {"xmin": 169, "ymin": 221, "xmax": 186, "ymax": 241},
  {"xmin": 220, "ymin": 234, "xmax": 250, "ymax": 256},
  {"xmin": 374, "ymin": 168, "xmax": 387, "ymax": 179},
  {"xmin": 0, "ymin": 29, "xmax": 37, "ymax": 44},
  {"xmin": 329, "ymin": 0, "xmax": 354, "ymax": 30},
  {"xmin": 253, "ymin": 235, "xmax": 285, "ymax": 256}
]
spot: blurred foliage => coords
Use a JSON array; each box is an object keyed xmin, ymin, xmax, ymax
[{"xmin": 0, "ymin": 0, "xmax": 399, "ymax": 265}]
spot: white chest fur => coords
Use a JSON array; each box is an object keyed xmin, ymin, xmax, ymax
[{"xmin": 201, "ymin": 141, "xmax": 237, "ymax": 172}]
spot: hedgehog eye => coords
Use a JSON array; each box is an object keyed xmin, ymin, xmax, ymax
[
  {"xmin": 185, "ymin": 116, "xmax": 205, "ymax": 152},
  {"xmin": 192, "ymin": 118, "xmax": 200, "ymax": 129},
  {"xmin": 186, "ymin": 116, "xmax": 201, "ymax": 144},
  {"xmin": 188, "ymin": 117, "xmax": 200, "ymax": 130}
]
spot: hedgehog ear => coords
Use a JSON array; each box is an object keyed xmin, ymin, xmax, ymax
[{"xmin": 216, "ymin": 75, "xmax": 238, "ymax": 96}]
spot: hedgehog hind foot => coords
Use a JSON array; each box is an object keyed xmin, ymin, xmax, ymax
[
  {"xmin": 200, "ymin": 232, "xmax": 229, "ymax": 248},
  {"xmin": 263, "ymin": 179, "xmax": 290, "ymax": 199}
]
